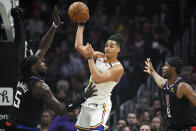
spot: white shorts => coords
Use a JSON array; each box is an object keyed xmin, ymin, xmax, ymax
[{"xmin": 75, "ymin": 102, "xmax": 111, "ymax": 130}]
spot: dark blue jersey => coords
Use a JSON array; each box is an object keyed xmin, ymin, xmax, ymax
[
  {"xmin": 162, "ymin": 77, "xmax": 196, "ymax": 129},
  {"xmin": 9, "ymin": 76, "xmax": 44, "ymax": 127}
]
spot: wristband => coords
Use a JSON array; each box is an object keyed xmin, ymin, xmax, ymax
[
  {"xmin": 88, "ymin": 57, "xmax": 93, "ymax": 60},
  {"xmin": 78, "ymin": 23, "xmax": 85, "ymax": 26},
  {"xmin": 52, "ymin": 22, "xmax": 58, "ymax": 28},
  {"xmin": 65, "ymin": 96, "xmax": 87, "ymax": 112}
]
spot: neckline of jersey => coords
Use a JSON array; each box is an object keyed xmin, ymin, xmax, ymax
[
  {"xmin": 99, "ymin": 57, "xmax": 120, "ymax": 64},
  {"xmin": 166, "ymin": 77, "xmax": 182, "ymax": 90}
]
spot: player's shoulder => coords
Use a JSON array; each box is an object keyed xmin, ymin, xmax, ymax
[
  {"xmin": 32, "ymin": 81, "xmax": 50, "ymax": 99},
  {"xmin": 34, "ymin": 81, "xmax": 50, "ymax": 92},
  {"xmin": 178, "ymin": 82, "xmax": 192, "ymax": 91},
  {"xmin": 111, "ymin": 62, "xmax": 124, "ymax": 74}
]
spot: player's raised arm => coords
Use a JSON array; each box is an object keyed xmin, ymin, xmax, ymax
[
  {"xmin": 74, "ymin": 25, "xmax": 105, "ymax": 60},
  {"xmin": 35, "ymin": 6, "xmax": 63, "ymax": 58},
  {"xmin": 143, "ymin": 58, "xmax": 167, "ymax": 88},
  {"xmin": 74, "ymin": 25, "xmax": 89, "ymax": 58}
]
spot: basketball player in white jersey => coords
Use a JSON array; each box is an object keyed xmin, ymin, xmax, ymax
[{"xmin": 74, "ymin": 25, "xmax": 124, "ymax": 131}]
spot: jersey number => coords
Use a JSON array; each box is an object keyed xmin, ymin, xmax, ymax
[
  {"xmin": 13, "ymin": 90, "xmax": 22, "ymax": 109},
  {"xmin": 167, "ymin": 107, "xmax": 171, "ymax": 118}
]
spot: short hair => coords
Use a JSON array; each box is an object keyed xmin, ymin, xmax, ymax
[
  {"xmin": 108, "ymin": 33, "xmax": 124, "ymax": 47},
  {"xmin": 165, "ymin": 57, "xmax": 183, "ymax": 74}
]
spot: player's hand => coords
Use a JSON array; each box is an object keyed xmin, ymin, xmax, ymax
[
  {"xmin": 143, "ymin": 58, "xmax": 155, "ymax": 75},
  {"xmin": 86, "ymin": 43, "xmax": 94, "ymax": 59},
  {"xmin": 53, "ymin": 6, "xmax": 64, "ymax": 27},
  {"xmin": 78, "ymin": 15, "xmax": 89, "ymax": 26},
  {"xmin": 84, "ymin": 81, "xmax": 97, "ymax": 99}
]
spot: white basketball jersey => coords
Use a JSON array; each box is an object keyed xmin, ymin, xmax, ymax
[{"xmin": 85, "ymin": 57, "xmax": 121, "ymax": 103}]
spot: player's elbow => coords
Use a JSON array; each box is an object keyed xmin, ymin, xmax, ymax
[
  {"xmin": 75, "ymin": 43, "xmax": 79, "ymax": 49},
  {"xmin": 75, "ymin": 43, "xmax": 82, "ymax": 51}
]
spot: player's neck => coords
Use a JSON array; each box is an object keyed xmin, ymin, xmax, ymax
[
  {"xmin": 168, "ymin": 74, "xmax": 179, "ymax": 86},
  {"xmin": 106, "ymin": 57, "xmax": 118, "ymax": 63},
  {"xmin": 32, "ymin": 72, "xmax": 41, "ymax": 79}
]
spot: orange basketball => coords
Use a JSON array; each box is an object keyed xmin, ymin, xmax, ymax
[{"xmin": 68, "ymin": 2, "xmax": 89, "ymax": 23}]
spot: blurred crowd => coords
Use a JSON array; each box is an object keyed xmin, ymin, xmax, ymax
[{"xmin": 20, "ymin": 0, "xmax": 196, "ymax": 130}]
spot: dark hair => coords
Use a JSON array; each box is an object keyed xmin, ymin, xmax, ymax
[
  {"xmin": 127, "ymin": 111, "xmax": 137, "ymax": 116},
  {"xmin": 108, "ymin": 33, "xmax": 124, "ymax": 47},
  {"xmin": 20, "ymin": 55, "xmax": 39, "ymax": 77},
  {"xmin": 140, "ymin": 122, "xmax": 156, "ymax": 131},
  {"xmin": 165, "ymin": 57, "xmax": 183, "ymax": 74},
  {"xmin": 118, "ymin": 117, "xmax": 128, "ymax": 125}
]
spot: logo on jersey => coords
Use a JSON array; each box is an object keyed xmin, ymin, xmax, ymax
[
  {"xmin": 0, "ymin": 87, "xmax": 13, "ymax": 106},
  {"xmin": 165, "ymin": 94, "xmax": 170, "ymax": 107},
  {"xmin": 169, "ymin": 87, "xmax": 175, "ymax": 92}
]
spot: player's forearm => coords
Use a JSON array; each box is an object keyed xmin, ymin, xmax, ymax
[
  {"xmin": 75, "ymin": 25, "xmax": 84, "ymax": 49},
  {"xmin": 88, "ymin": 59, "xmax": 102, "ymax": 83},
  {"xmin": 47, "ymin": 96, "xmax": 67, "ymax": 116},
  {"xmin": 151, "ymin": 71, "xmax": 167, "ymax": 88},
  {"xmin": 38, "ymin": 24, "xmax": 57, "ymax": 57}
]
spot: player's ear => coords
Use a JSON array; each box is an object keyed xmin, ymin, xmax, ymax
[{"xmin": 116, "ymin": 46, "xmax": 120, "ymax": 53}]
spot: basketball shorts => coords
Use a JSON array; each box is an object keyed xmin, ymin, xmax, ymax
[{"xmin": 75, "ymin": 102, "xmax": 111, "ymax": 130}]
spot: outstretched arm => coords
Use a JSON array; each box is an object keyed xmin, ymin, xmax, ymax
[
  {"xmin": 66, "ymin": 82, "xmax": 97, "ymax": 112},
  {"xmin": 143, "ymin": 58, "xmax": 167, "ymax": 89},
  {"xmin": 32, "ymin": 82, "xmax": 67, "ymax": 116},
  {"xmin": 32, "ymin": 81, "xmax": 97, "ymax": 114},
  {"xmin": 35, "ymin": 6, "xmax": 63, "ymax": 58}
]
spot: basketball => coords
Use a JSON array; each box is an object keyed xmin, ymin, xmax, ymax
[{"xmin": 68, "ymin": 2, "xmax": 89, "ymax": 23}]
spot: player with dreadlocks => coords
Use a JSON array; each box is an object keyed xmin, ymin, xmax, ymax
[{"xmin": 5, "ymin": 7, "xmax": 97, "ymax": 131}]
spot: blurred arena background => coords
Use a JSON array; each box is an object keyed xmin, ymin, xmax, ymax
[{"xmin": 0, "ymin": 0, "xmax": 196, "ymax": 130}]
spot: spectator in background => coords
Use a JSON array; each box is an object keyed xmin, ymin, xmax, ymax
[
  {"xmin": 151, "ymin": 98, "xmax": 161, "ymax": 112},
  {"xmin": 117, "ymin": 118, "xmax": 128, "ymax": 131},
  {"xmin": 140, "ymin": 122, "xmax": 154, "ymax": 131},
  {"xmin": 56, "ymin": 85, "xmax": 67, "ymax": 102},
  {"xmin": 49, "ymin": 107, "xmax": 80, "ymax": 131},
  {"xmin": 38, "ymin": 109, "xmax": 54, "ymax": 131},
  {"xmin": 56, "ymin": 79, "xmax": 69, "ymax": 93},
  {"xmin": 126, "ymin": 112, "xmax": 139, "ymax": 130},
  {"xmin": 146, "ymin": 107, "xmax": 155, "ymax": 120},
  {"xmin": 26, "ymin": 8, "xmax": 44, "ymax": 38},
  {"xmin": 119, "ymin": 125, "xmax": 132, "ymax": 131},
  {"xmin": 143, "ymin": 110, "xmax": 151, "ymax": 123},
  {"xmin": 60, "ymin": 52, "xmax": 84, "ymax": 79},
  {"xmin": 151, "ymin": 116, "xmax": 161, "ymax": 131}
]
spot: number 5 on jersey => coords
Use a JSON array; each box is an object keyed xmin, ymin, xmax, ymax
[{"xmin": 13, "ymin": 90, "xmax": 22, "ymax": 108}]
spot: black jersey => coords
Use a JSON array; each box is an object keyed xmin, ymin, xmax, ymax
[
  {"xmin": 162, "ymin": 77, "xmax": 196, "ymax": 129},
  {"xmin": 8, "ymin": 76, "xmax": 44, "ymax": 127}
]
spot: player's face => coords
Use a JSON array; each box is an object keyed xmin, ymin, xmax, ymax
[
  {"xmin": 36, "ymin": 59, "xmax": 47, "ymax": 75},
  {"xmin": 104, "ymin": 40, "xmax": 120, "ymax": 58},
  {"xmin": 162, "ymin": 62, "xmax": 172, "ymax": 79}
]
